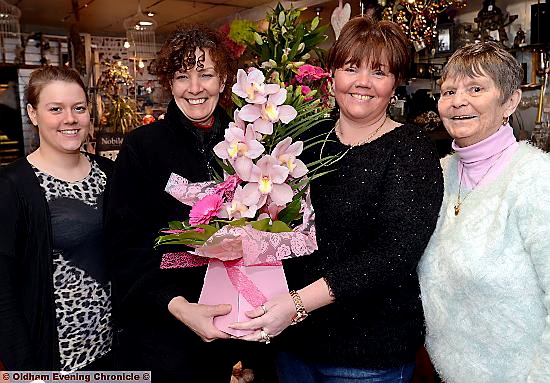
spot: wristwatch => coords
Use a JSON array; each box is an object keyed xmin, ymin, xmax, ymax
[{"xmin": 289, "ymin": 290, "xmax": 309, "ymax": 324}]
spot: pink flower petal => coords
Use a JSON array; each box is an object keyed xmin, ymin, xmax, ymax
[
  {"xmin": 270, "ymin": 183, "xmax": 294, "ymax": 205},
  {"xmin": 278, "ymin": 105, "xmax": 298, "ymax": 123}
]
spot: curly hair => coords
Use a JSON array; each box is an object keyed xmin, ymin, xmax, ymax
[{"xmin": 151, "ymin": 24, "xmax": 236, "ymax": 104}]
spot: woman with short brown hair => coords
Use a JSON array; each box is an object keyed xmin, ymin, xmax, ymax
[{"xmin": 231, "ymin": 16, "xmax": 443, "ymax": 383}]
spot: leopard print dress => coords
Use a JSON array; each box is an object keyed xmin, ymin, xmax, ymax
[{"xmin": 33, "ymin": 155, "xmax": 112, "ymax": 371}]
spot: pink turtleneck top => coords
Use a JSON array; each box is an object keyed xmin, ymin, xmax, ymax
[{"xmin": 452, "ymin": 124, "xmax": 519, "ymax": 189}]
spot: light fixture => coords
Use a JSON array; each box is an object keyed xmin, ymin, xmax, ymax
[
  {"xmin": 138, "ymin": 60, "xmax": 145, "ymax": 69},
  {"xmin": 0, "ymin": 0, "xmax": 21, "ymax": 39},
  {"xmin": 123, "ymin": 0, "xmax": 157, "ymax": 64},
  {"xmin": 123, "ymin": 40, "xmax": 131, "ymax": 48},
  {"xmin": 146, "ymin": 10, "xmax": 155, "ymax": 17}
]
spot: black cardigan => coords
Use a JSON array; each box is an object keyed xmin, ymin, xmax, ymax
[
  {"xmin": 281, "ymin": 121, "xmax": 444, "ymax": 369},
  {"xmin": 0, "ymin": 154, "xmax": 113, "ymax": 370}
]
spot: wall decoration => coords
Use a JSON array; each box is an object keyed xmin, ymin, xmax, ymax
[{"xmin": 383, "ymin": 0, "xmax": 467, "ymax": 51}]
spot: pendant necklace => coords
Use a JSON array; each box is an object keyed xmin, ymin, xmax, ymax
[
  {"xmin": 454, "ymin": 149, "xmax": 506, "ymax": 216},
  {"xmin": 335, "ymin": 114, "xmax": 387, "ymax": 147}
]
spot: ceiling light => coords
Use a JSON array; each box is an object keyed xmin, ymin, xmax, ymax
[
  {"xmin": 123, "ymin": 40, "xmax": 131, "ymax": 48},
  {"xmin": 146, "ymin": 10, "xmax": 155, "ymax": 17}
]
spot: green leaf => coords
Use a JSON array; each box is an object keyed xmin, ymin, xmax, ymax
[
  {"xmin": 250, "ymin": 218, "xmax": 271, "ymax": 232},
  {"xmin": 278, "ymin": 11, "xmax": 286, "ymax": 27},
  {"xmin": 154, "ymin": 224, "xmax": 218, "ymax": 248},
  {"xmin": 311, "ymin": 16, "xmax": 320, "ymax": 31},
  {"xmin": 253, "ymin": 32, "xmax": 264, "ymax": 45},
  {"xmin": 277, "ymin": 197, "xmax": 301, "ymax": 224},
  {"xmin": 168, "ymin": 221, "xmax": 185, "ymax": 230},
  {"xmin": 270, "ymin": 220, "xmax": 293, "ymax": 233},
  {"xmin": 228, "ymin": 218, "xmax": 248, "ymax": 227},
  {"xmin": 215, "ymin": 156, "xmax": 235, "ymax": 175}
]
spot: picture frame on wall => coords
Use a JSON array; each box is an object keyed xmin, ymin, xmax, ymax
[{"xmin": 436, "ymin": 24, "xmax": 454, "ymax": 55}]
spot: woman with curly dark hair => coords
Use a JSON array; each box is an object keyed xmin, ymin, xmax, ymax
[{"xmin": 103, "ymin": 24, "xmax": 249, "ymax": 382}]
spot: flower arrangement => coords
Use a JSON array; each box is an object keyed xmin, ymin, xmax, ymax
[
  {"xmin": 156, "ymin": 3, "xmax": 335, "ymax": 248},
  {"xmin": 97, "ymin": 60, "xmax": 141, "ymax": 133},
  {"xmin": 154, "ymin": 3, "xmax": 337, "ymax": 335},
  {"xmin": 155, "ymin": 65, "xmax": 334, "ymax": 248}
]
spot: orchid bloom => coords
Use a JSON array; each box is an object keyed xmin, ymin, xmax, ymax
[
  {"xmin": 228, "ymin": 109, "xmax": 246, "ymax": 131},
  {"xmin": 232, "ymin": 68, "xmax": 279, "ymax": 104},
  {"xmin": 214, "ymin": 126, "xmax": 264, "ymax": 161},
  {"xmin": 272, "ymin": 137, "xmax": 308, "ymax": 178},
  {"xmin": 230, "ymin": 109, "xmax": 262, "ymax": 140},
  {"xmin": 224, "ymin": 185, "xmax": 259, "ymax": 220},
  {"xmin": 241, "ymin": 155, "xmax": 293, "ymax": 207},
  {"xmin": 239, "ymin": 88, "xmax": 298, "ymax": 135}
]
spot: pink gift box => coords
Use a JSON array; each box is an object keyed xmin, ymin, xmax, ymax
[{"xmin": 198, "ymin": 259, "xmax": 289, "ymax": 337}]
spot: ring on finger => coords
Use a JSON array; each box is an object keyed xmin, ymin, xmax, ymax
[
  {"xmin": 260, "ymin": 329, "xmax": 271, "ymax": 344},
  {"xmin": 260, "ymin": 304, "xmax": 267, "ymax": 315}
]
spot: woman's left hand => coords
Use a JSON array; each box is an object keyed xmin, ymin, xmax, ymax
[{"xmin": 228, "ymin": 291, "xmax": 296, "ymax": 343}]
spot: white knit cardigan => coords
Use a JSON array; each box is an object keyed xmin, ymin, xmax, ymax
[{"xmin": 418, "ymin": 142, "xmax": 550, "ymax": 383}]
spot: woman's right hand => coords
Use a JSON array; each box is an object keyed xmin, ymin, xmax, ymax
[{"xmin": 168, "ymin": 296, "xmax": 232, "ymax": 342}]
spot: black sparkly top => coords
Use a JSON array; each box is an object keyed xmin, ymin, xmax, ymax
[{"xmin": 281, "ymin": 120, "xmax": 443, "ymax": 369}]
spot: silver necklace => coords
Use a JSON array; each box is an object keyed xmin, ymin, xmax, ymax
[{"xmin": 334, "ymin": 115, "xmax": 388, "ymax": 147}]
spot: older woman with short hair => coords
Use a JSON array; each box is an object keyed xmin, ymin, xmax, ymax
[{"xmin": 418, "ymin": 41, "xmax": 550, "ymax": 383}]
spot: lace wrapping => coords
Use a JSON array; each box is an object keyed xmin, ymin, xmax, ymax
[{"xmin": 160, "ymin": 173, "xmax": 317, "ymax": 314}]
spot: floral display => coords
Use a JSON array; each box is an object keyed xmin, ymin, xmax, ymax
[
  {"xmin": 97, "ymin": 60, "xmax": 141, "ymax": 133},
  {"xmin": 154, "ymin": 3, "xmax": 337, "ymax": 335},
  {"xmin": 156, "ymin": 65, "xmax": 332, "ymax": 248}
]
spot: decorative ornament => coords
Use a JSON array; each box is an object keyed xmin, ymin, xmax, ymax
[
  {"xmin": 383, "ymin": 0, "xmax": 467, "ymax": 51},
  {"xmin": 331, "ymin": 0, "xmax": 351, "ymax": 39}
]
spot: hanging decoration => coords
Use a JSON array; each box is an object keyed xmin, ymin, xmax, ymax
[
  {"xmin": 0, "ymin": 0, "xmax": 21, "ymax": 60},
  {"xmin": 331, "ymin": 0, "xmax": 352, "ymax": 39},
  {"xmin": 123, "ymin": 0, "xmax": 157, "ymax": 70},
  {"xmin": 382, "ymin": 0, "xmax": 467, "ymax": 51}
]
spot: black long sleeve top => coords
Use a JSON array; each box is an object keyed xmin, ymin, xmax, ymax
[
  {"xmin": 0, "ymin": 155, "xmax": 113, "ymax": 370},
  {"xmin": 281, "ymin": 120, "xmax": 443, "ymax": 369}
]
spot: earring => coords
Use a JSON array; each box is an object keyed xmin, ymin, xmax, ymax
[
  {"xmin": 502, "ymin": 116, "xmax": 509, "ymax": 126},
  {"xmin": 389, "ymin": 95, "xmax": 397, "ymax": 106}
]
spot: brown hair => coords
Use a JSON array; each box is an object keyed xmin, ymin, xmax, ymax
[
  {"xmin": 326, "ymin": 16, "xmax": 410, "ymax": 87},
  {"xmin": 25, "ymin": 65, "xmax": 88, "ymax": 108},
  {"xmin": 440, "ymin": 41, "xmax": 523, "ymax": 104},
  {"xmin": 151, "ymin": 23, "xmax": 236, "ymax": 104}
]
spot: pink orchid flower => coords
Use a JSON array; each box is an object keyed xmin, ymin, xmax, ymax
[
  {"xmin": 241, "ymin": 155, "xmax": 293, "ymax": 207},
  {"xmin": 230, "ymin": 109, "xmax": 262, "ymax": 140},
  {"xmin": 189, "ymin": 194, "xmax": 223, "ymax": 225},
  {"xmin": 232, "ymin": 68, "xmax": 279, "ymax": 104},
  {"xmin": 272, "ymin": 137, "xmax": 308, "ymax": 178},
  {"xmin": 228, "ymin": 109, "xmax": 246, "ymax": 131},
  {"xmin": 224, "ymin": 185, "xmax": 260, "ymax": 220},
  {"xmin": 213, "ymin": 126, "xmax": 265, "ymax": 182},
  {"xmin": 214, "ymin": 126, "xmax": 264, "ymax": 161},
  {"xmin": 239, "ymin": 88, "xmax": 298, "ymax": 135}
]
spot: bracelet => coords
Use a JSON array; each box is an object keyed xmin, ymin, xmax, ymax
[{"xmin": 289, "ymin": 290, "xmax": 309, "ymax": 324}]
